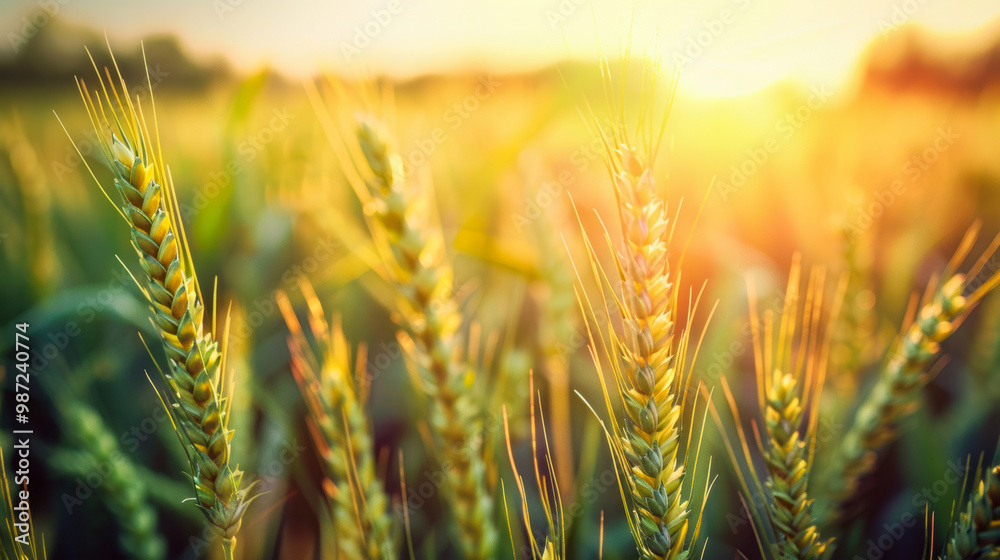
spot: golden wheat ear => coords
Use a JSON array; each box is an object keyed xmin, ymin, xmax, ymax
[
  {"xmin": 276, "ymin": 280, "xmax": 396, "ymax": 559},
  {"xmin": 306, "ymin": 81, "xmax": 497, "ymax": 559},
  {"xmin": 57, "ymin": 43, "xmax": 256, "ymax": 559},
  {"xmin": 568, "ymin": 54, "xmax": 715, "ymax": 560},
  {"xmin": 830, "ymin": 223, "xmax": 1000, "ymax": 510}
]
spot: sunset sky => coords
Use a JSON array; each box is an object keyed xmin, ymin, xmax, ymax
[{"xmin": 2, "ymin": 0, "xmax": 1000, "ymax": 97}]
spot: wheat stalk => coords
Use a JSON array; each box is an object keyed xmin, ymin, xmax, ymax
[
  {"xmin": 831, "ymin": 224, "xmax": 1000, "ymax": 504},
  {"xmin": 498, "ymin": 348, "xmax": 532, "ymax": 439},
  {"xmin": 277, "ymin": 280, "xmax": 395, "ymax": 559},
  {"xmin": 1, "ymin": 117, "xmax": 55, "ymax": 297},
  {"xmin": 502, "ymin": 371, "xmax": 566, "ymax": 560},
  {"xmin": 59, "ymin": 47, "xmax": 255, "ymax": 559},
  {"xmin": 946, "ymin": 455, "xmax": 1000, "ymax": 559}
]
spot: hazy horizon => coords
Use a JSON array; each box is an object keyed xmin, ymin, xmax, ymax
[{"xmin": 3, "ymin": 0, "xmax": 1000, "ymax": 98}]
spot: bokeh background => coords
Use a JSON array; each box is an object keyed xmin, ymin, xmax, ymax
[{"xmin": 2, "ymin": 1, "xmax": 1000, "ymax": 558}]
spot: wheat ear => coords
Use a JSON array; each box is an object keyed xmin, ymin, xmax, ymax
[
  {"xmin": 756, "ymin": 263, "xmax": 839, "ymax": 560},
  {"xmin": 832, "ymin": 225, "xmax": 1000, "ymax": 503},
  {"xmin": 57, "ymin": 402, "xmax": 166, "ymax": 560},
  {"xmin": 277, "ymin": 281, "xmax": 395, "ymax": 559},
  {"xmin": 574, "ymin": 131, "xmax": 709, "ymax": 559},
  {"xmin": 712, "ymin": 258, "xmax": 842, "ymax": 560},
  {"xmin": 343, "ymin": 113, "xmax": 495, "ymax": 558},
  {"xmin": 610, "ymin": 141, "xmax": 691, "ymax": 560},
  {"xmin": 946, "ymin": 454, "xmax": 1000, "ymax": 559},
  {"xmin": 62, "ymin": 47, "xmax": 255, "ymax": 556},
  {"xmin": 763, "ymin": 367, "xmax": 832, "ymax": 560},
  {"xmin": 567, "ymin": 59, "xmax": 717, "ymax": 559}
]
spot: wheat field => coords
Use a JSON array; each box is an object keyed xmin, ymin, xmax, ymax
[{"xmin": 3, "ymin": 4, "xmax": 1000, "ymax": 560}]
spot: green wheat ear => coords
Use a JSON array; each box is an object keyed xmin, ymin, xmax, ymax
[
  {"xmin": 713, "ymin": 257, "xmax": 843, "ymax": 560},
  {"xmin": 944, "ymin": 443, "xmax": 1000, "ymax": 559},
  {"xmin": 830, "ymin": 223, "xmax": 1000, "ymax": 511},
  {"xmin": 59, "ymin": 44, "xmax": 257, "ymax": 559},
  {"xmin": 53, "ymin": 395, "xmax": 165, "ymax": 560},
  {"xmin": 758, "ymin": 262, "xmax": 840, "ymax": 560}
]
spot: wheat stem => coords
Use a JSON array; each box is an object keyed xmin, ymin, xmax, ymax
[
  {"xmin": 534, "ymin": 204, "xmax": 579, "ymax": 496},
  {"xmin": 2, "ymin": 117, "xmax": 56, "ymax": 297}
]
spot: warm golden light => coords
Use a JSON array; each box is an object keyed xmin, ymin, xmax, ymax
[
  {"xmin": 4, "ymin": 1, "xmax": 1000, "ymax": 559},
  {"xmin": 3, "ymin": 0, "xmax": 1000, "ymax": 96}
]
